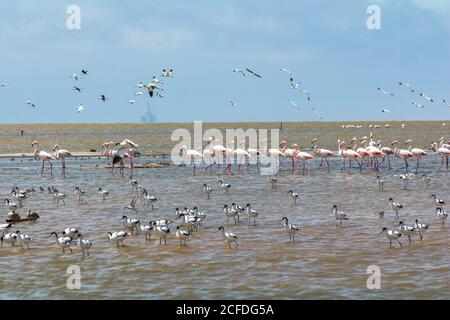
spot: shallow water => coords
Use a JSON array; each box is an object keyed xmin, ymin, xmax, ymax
[{"xmin": 0, "ymin": 122, "xmax": 449, "ymax": 299}]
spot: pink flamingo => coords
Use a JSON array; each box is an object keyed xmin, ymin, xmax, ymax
[
  {"xmin": 179, "ymin": 145, "xmax": 203, "ymax": 175},
  {"xmin": 337, "ymin": 139, "xmax": 361, "ymax": 170},
  {"xmin": 223, "ymin": 143, "xmax": 235, "ymax": 175},
  {"xmin": 431, "ymin": 142, "xmax": 450, "ymax": 170},
  {"xmin": 311, "ymin": 138, "xmax": 335, "ymax": 171},
  {"xmin": 235, "ymin": 141, "xmax": 251, "ymax": 174},
  {"xmin": 32, "ymin": 141, "xmax": 56, "ymax": 176},
  {"xmin": 111, "ymin": 139, "xmax": 140, "ymax": 175},
  {"xmin": 211, "ymin": 139, "xmax": 227, "ymax": 175},
  {"xmin": 293, "ymin": 145, "xmax": 315, "ymax": 174},
  {"xmin": 283, "ymin": 144, "xmax": 297, "ymax": 174},
  {"xmin": 53, "ymin": 145, "xmax": 72, "ymax": 176},
  {"xmin": 378, "ymin": 140, "xmax": 394, "ymax": 168},
  {"xmin": 404, "ymin": 139, "xmax": 428, "ymax": 172},
  {"xmin": 391, "ymin": 140, "xmax": 414, "ymax": 170},
  {"xmin": 202, "ymin": 137, "xmax": 215, "ymax": 173}
]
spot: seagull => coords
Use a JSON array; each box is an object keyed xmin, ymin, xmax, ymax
[
  {"xmin": 419, "ymin": 93, "xmax": 434, "ymax": 102},
  {"xmin": 25, "ymin": 101, "xmax": 36, "ymax": 108},
  {"xmin": 230, "ymin": 101, "xmax": 237, "ymax": 107},
  {"xmin": 100, "ymin": 94, "xmax": 109, "ymax": 102},
  {"xmin": 398, "ymin": 82, "xmax": 415, "ymax": 93},
  {"xmin": 246, "ymin": 68, "xmax": 262, "ymax": 78},
  {"xmin": 377, "ymin": 87, "xmax": 395, "ymax": 96},
  {"xmin": 382, "ymin": 109, "xmax": 391, "ymax": 114},
  {"xmin": 128, "ymin": 99, "xmax": 137, "ymax": 104},
  {"xmin": 161, "ymin": 69, "xmax": 173, "ymax": 77},
  {"xmin": 289, "ymin": 78, "xmax": 300, "ymax": 89},
  {"xmin": 280, "ymin": 67, "xmax": 291, "ymax": 74},
  {"xmin": 233, "ymin": 69, "xmax": 246, "ymax": 76},
  {"xmin": 412, "ymin": 102, "xmax": 424, "ymax": 108},
  {"xmin": 76, "ymin": 104, "xmax": 84, "ymax": 113}
]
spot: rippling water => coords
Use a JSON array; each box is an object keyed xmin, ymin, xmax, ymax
[{"xmin": 0, "ymin": 122, "xmax": 449, "ymax": 299}]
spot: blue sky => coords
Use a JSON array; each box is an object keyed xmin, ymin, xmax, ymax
[{"xmin": 0, "ymin": 0, "xmax": 449, "ymax": 123}]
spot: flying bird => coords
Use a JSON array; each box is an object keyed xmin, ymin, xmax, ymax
[
  {"xmin": 81, "ymin": 69, "xmax": 89, "ymax": 75},
  {"xmin": 134, "ymin": 91, "xmax": 144, "ymax": 96},
  {"xmin": 289, "ymin": 78, "xmax": 300, "ymax": 89},
  {"xmin": 233, "ymin": 69, "xmax": 246, "ymax": 77},
  {"xmin": 289, "ymin": 100, "xmax": 300, "ymax": 110},
  {"xmin": 382, "ymin": 109, "xmax": 391, "ymax": 114},
  {"xmin": 419, "ymin": 93, "xmax": 434, "ymax": 102},
  {"xmin": 72, "ymin": 86, "xmax": 83, "ymax": 92},
  {"xmin": 76, "ymin": 104, "xmax": 84, "ymax": 113},
  {"xmin": 100, "ymin": 94, "xmax": 109, "ymax": 102},
  {"xmin": 70, "ymin": 74, "xmax": 80, "ymax": 81},
  {"xmin": 161, "ymin": 69, "xmax": 173, "ymax": 77},
  {"xmin": 412, "ymin": 102, "xmax": 424, "ymax": 108},
  {"xmin": 128, "ymin": 99, "xmax": 137, "ymax": 104},
  {"xmin": 156, "ymin": 92, "xmax": 164, "ymax": 98},
  {"xmin": 25, "ymin": 100, "xmax": 36, "ymax": 108},
  {"xmin": 0, "ymin": 81, "xmax": 9, "ymax": 87},
  {"xmin": 246, "ymin": 68, "xmax": 262, "ymax": 78},
  {"xmin": 398, "ymin": 82, "xmax": 415, "ymax": 93},
  {"xmin": 300, "ymin": 89, "xmax": 311, "ymax": 101},
  {"xmin": 377, "ymin": 87, "xmax": 395, "ymax": 96},
  {"xmin": 280, "ymin": 67, "xmax": 291, "ymax": 74},
  {"xmin": 136, "ymin": 81, "xmax": 144, "ymax": 89},
  {"xmin": 230, "ymin": 101, "xmax": 237, "ymax": 107}
]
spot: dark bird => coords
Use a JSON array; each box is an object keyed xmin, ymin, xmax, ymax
[{"xmin": 246, "ymin": 68, "xmax": 262, "ymax": 78}]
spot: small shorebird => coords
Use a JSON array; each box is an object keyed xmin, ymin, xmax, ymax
[
  {"xmin": 375, "ymin": 176, "xmax": 384, "ymax": 191},
  {"xmin": 389, "ymin": 198, "xmax": 403, "ymax": 219},
  {"xmin": 218, "ymin": 180, "xmax": 231, "ymax": 194},
  {"xmin": 76, "ymin": 234, "xmax": 92, "ymax": 256},
  {"xmin": 63, "ymin": 227, "xmax": 81, "ymax": 240},
  {"xmin": 175, "ymin": 226, "xmax": 191, "ymax": 245},
  {"xmin": 124, "ymin": 195, "xmax": 139, "ymax": 212},
  {"xmin": 332, "ymin": 205, "xmax": 348, "ymax": 227},
  {"xmin": 430, "ymin": 195, "xmax": 445, "ymax": 205},
  {"xmin": 98, "ymin": 187, "xmax": 109, "ymax": 200},
  {"xmin": 288, "ymin": 190, "xmax": 299, "ymax": 204},
  {"xmin": 155, "ymin": 225, "xmax": 170, "ymax": 244},
  {"xmin": 48, "ymin": 232, "xmax": 73, "ymax": 253},
  {"xmin": 281, "ymin": 217, "xmax": 299, "ymax": 242},
  {"xmin": 74, "ymin": 187, "xmax": 85, "ymax": 204},
  {"xmin": 270, "ymin": 176, "xmax": 277, "ymax": 189},
  {"xmin": 0, "ymin": 231, "xmax": 18, "ymax": 247},
  {"xmin": 218, "ymin": 226, "xmax": 238, "ymax": 248},
  {"xmin": 223, "ymin": 205, "xmax": 238, "ymax": 224},
  {"xmin": 422, "ymin": 174, "xmax": 431, "ymax": 188},
  {"xmin": 122, "ymin": 216, "xmax": 140, "ymax": 234},
  {"xmin": 107, "ymin": 231, "xmax": 128, "ymax": 247},
  {"xmin": 397, "ymin": 221, "xmax": 416, "ymax": 243},
  {"xmin": 203, "ymin": 184, "xmax": 213, "ymax": 199},
  {"xmin": 16, "ymin": 231, "xmax": 31, "ymax": 251},
  {"xmin": 245, "ymin": 204, "xmax": 259, "ymax": 226},
  {"xmin": 379, "ymin": 227, "xmax": 402, "ymax": 248},
  {"xmin": 435, "ymin": 207, "xmax": 448, "ymax": 227},
  {"xmin": 414, "ymin": 219, "xmax": 428, "ymax": 240}
]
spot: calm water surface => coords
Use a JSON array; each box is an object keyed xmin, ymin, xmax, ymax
[{"xmin": 0, "ymin": 122, "xmax": 449, "ymax": 299}]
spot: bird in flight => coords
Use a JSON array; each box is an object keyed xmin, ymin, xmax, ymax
[
  {"xmin": 246, "ymin": 68, "xmax": 262, "ymax": 78},
  {"xmin": 161, "ymin": 69, "xmax": 174, "ymax": 78},
  {"xmin": 233, "ymin": 69, "xmax": 246, "ymax": 77},
  {"xmin": 25, "ymin": 100, "xmax": 36, "ymax": 108},
  {"xmin": 398, "ymin": 82, "xmax": 415, "ymax": 93},
  {"xmin": 419, "ymin": 93, "xmax": 434, "ymax": 102},
  {"xmin": 382, "ymin": 109, "xmax": 391, "ymax": 114},
  {"xmin": 81, "ymin": 69, "xmax": 89, "ymax": 76},
  {"xmin": 71, "ymin": 73, "xmax": 80, "ymax": 81},
  {"xmin": 289, "ymin": 100, "xmax": 300, "ymax": 110},
  {"xmin": 0, "ymin": 81, "xmax": 9, "ymax": 87},
  {"xmin": 128, "ymin": 99, "xmax": 137, "ymax": 104},
  {"xmin": 377, "ymin": 87, "xmax": 395, "ymax": 96},
  {"xmin": 73, "ymin": 86, "xmax": 83, "ymax": 93},
  {"xmin": 290, "ymin": 78, "xmax": 300, "ymax": 89},
  {"xmin": 412, "ymin": 102, "xmax": 424, "ymax": 108},
  {"xmin": 280, "ymin": 67, "xmax": 291, "ymax": 74},
  {"xmin": 100, "ymin": 95, "xmax": 109, "ymax": 102},
  {"xmin": 76, "ymin": 104, "xmax": 84, "ymax": 113},
  {"xmin": 156, "ymin": 92, "xmax": 164, "ymax": 98},
  {"xmin": 230, "ymin": 101, "xmax": 237, "ymax": 107}
]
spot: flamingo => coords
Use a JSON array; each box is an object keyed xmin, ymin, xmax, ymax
[
  {"xmin": 223, "ymin": 143, "xmax": 235, "ymax": 175},
  {"xmin": 202, "ymin": 137, "xmax": 215, "ymax": 173},
  {"xmin": 391, "ymin": 140, "xmax": 413, "ymax": 170},
  {"xmin": 431, "ymin": 142, "xmax": 450, "ymax": 170},
  {"xmin": 378, "ymin": 140, "xmax": 394, "ymax": 168},
  {"xmin": 404, "ymin": 139, "xmax": 428, "ymax": 172},
  {"xmin": 112, "ymin": 139, "xmax": 140, "ymax": 175},
  {"xmin": 179, "ymin": 145, "xmax": 203, "ymax": 175},
  {"xmin": 235, "ymin": 141, "xmax": 251, "ymax": 174},
  {"xmin": 283, "ymin": 144, "xmax": 297, "ymax": 174},
  {"xmin": 311, "ymin": 138, "xmax": 334, "ymax": 171},
  {"xmin": 31, "ymin": 141, "xmax": 55, "ymax": 176},
  {"xmin": 337, "ymin": 140, "xmax": 361, "ymax": 170},
  {"xmin": 246, "ymin": 143, "xmax": 260, "ymax": 171},
  {"xmin": 293, "ymin": 145, "xmax": 315, "ymax": 174},
  {"xmin": 209, "ymin": 138, "xmax": 226, "ymax": 175},
  {"xmin": 53, "ymin": 145, "xmax": 71, "ymax": 176}
]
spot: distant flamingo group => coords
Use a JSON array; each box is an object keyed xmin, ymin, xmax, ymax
[{"xmin": 29, "ymin": 133, "xmax": 450, "ymax": 177}]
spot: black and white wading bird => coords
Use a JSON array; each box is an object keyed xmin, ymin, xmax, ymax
[
  {"xmin": 218, "ymin": 226, "xmax": 238, "ymax": 248},
  {"xmin": 379, "ymin": 227, "xmax": 402, "ymax": 248},
  {"xmin": 281, "ymin": 217, "xmax": 299, "ymax": 242},
  {"xmin": 332, "ymin": 205, "xmax": 349, "ymax": 227}
]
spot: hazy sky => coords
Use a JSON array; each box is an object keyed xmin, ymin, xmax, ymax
[{"xmin": 0, "ymin": 0, "xmax": 449, "ymax": 123}]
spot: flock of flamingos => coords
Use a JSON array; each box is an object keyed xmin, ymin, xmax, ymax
[{"xmin": 29, "ymin": 132, "xmax": 450, "ymax": 177}]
